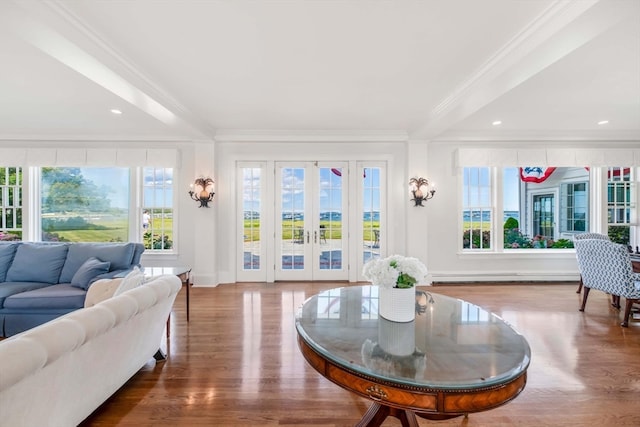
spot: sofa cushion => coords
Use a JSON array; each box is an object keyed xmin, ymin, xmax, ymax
[
  {"xmin": 2, "ymin": 284, "xmax": 86, "ymax": 310},
  {"xmin": 0, "ymin": 282, "xmax": 53, "ymax": 308},
  {"xmin": 59, "ymin": 243, "xmax": 136, "ymax": 284},
  {"xmin": 5, "ymin": 243, "xmax": 69, "ymax": 284},
  {"xmin": 0, "ymin": 243, "xmax": 19, "ymax": 282},
  {"xmin": 70, "ymin": 257, "xmax": 111, "ymax": 290}
]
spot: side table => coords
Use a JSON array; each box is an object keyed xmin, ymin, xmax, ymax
[{"xmin": 143, "ymin": 266, "xmax": 192, "ymax": 337}]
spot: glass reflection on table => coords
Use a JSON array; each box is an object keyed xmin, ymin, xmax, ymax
[{"xmin": 296, "ymin": 285, "xmax": 531, "ymax": 390}]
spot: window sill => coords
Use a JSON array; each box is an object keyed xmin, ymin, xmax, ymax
[{"xmin": 458, "ymin": 249, "xmax": 576, "ymax": 259}]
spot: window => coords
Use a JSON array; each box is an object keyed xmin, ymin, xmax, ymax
[
  {"xmin": 0, "ymin": 167, "xmax": 22, "ymax": 241},
  {"xmin": 608, "ymin": 167, "xmax": 634, "ymax": 245},
  {"xmin": 462, "ymin": 167, "xmax": 491, "ymax": 250},
  {"xmin": 563, "ymin": 182, "xmax": 587, "ymax": 232},
  {"xmin": 41, "ymin": 167, "xmax": 130, "ymax": 242},
  {"xmin": 467, "ymin": 166, "xmax": 592, "ymax": 251},
  {"xmin": 142, "ymin": 167, "xmax": 174, "ymax": 251},
  {"xmin": 37, "ymin": 166, "xmax": 175, "ymax": 251}
]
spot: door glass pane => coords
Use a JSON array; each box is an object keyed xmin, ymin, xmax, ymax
[
  {"xmin": 319, "ymin": 167, "xmax": 342, "ymax": 270},
  {"xmin": 281, "ymin": 168, "xmax": 305, "ymax": 270},
  {"xmin": 242, "ymin": 167, "xmax": 261, "ymax": 270},
  {"xmin": 363, "ymin": 167, "xmax": 381, "ymax": 263},
  {"xmin": 41, "ymin": 167, "xmax": 129, "ymax": 242}
]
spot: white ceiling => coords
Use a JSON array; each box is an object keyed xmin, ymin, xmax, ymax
[{"xmin": 0, "ymin": 0, "xmax": 638, "ymax": 142}]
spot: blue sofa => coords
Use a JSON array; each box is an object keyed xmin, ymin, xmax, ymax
[{"xmin": 0, "ymin": 241, "xmax": 144, "ymax": 337}]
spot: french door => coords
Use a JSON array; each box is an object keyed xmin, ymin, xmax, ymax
[
  {"xmin": 533, "ymin": 194, "xmax": 555, "ymax": 238},
  {"xmin": 275, "ymin": 162, "xmax": 348, "ymax": 281},
  {"xmin": 237, "ymin": 161, "xmax": 385, "ymax": 283}
]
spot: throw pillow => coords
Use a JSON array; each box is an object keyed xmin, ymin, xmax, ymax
[
  {"xmin": 113, "ymin": 267, "xmax": 145, "ymax": 296},
  {"xmin": 58, "ymin": 243, "xmax": 136, "ymax": 283},
  {"xmin": 5, "ymin": 243, "xmax": 69, "ymax": 284},
  {"xmin": 70, "ymin": 257, "xmax": 111, "ymax": 290},
  {"xmin": 84, "ymin": 278, "xmax": 123, "ymax": 307}
]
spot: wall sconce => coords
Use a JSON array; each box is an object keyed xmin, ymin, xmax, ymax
[
  {"xmin": 188, "ymin": 177, "xmax": 215, "ymax": 208},
  {"xmin": 409, "ymin": 177, "xmax": 435, "ymax": 207}
]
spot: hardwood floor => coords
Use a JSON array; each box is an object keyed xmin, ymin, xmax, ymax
[{"xmin": 80, "ymin": 282, "xmax": 640, "ymax": 426}]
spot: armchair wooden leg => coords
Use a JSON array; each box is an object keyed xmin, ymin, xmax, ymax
[
  {"xmin": 579, "ymin": 287, "xmax": 590, "ymax": 312},
  {"xmin": 621, "ymin": 298, "xmax": 634, "ymax": 327},
  {"xmin": 576, "ymin": 277, "xmax": 583, "ymax": 294},
  {"xmin": 611, "ymin": 295, "xmax": 621, "ymax": 309}
]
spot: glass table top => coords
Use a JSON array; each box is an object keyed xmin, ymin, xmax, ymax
[{"xmin": 295, "ymin": 285, "xmax": 531, "ymax": 390}]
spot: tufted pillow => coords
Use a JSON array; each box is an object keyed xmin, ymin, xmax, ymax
[
  {"xmin": 6, "ymin": 243, "xmax": 69, "ymax": 284},
  {"xmin": 70, "ymin": 257, "xmax": 111, "ymax": 290},
  {"xmin": 113, "ymin": 267, "xmax": 145, "ymax": 296}
]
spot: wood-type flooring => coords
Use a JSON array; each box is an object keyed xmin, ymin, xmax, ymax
[{"xmin": 80, "ymin": 281, "xmax": 640, "ymax": 427}]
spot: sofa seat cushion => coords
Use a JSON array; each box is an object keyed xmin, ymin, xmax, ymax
[
  {"xmin": 5, "ymin": 243, "xmax": 69, "ymax": 284},
  {"xmin": 0, "ymin": 282, "xmax": 53, "ymax": 307},
  {"xmin": 3, "ymin": 284, "xmax": 86, "ymax": 310},
  {"xmin": 58, "ymin": 243, "xmax": 136, "ymax": 283},
  {"xmin": 0, "ymin": 243, "xmax": 18, "ymax": 282}
]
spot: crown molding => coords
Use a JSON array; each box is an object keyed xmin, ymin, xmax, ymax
[
  {"xmin": 0, "ymin": 135, "xmax": 203, "ymax": 144},
  {"xmin": 214, "ymin": 129, "xmax": 409, "ymax": 143},
  {"xmin": 431, "ymin": 129, "xmax": 640, "ymax": 143}
]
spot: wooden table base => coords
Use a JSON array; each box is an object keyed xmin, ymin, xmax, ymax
[
  {"xmin": 356, "ymin": 403, "xmax": 419, "ymax": 427},
  {"xmin": 357, "ymin": 403, "xmax": 464, "ymax": 427}
]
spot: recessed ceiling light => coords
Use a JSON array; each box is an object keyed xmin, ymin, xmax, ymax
[
  {"xmin": 110, "ymin": 109, "xmax": 122, "ymax": 115},
  {"xmin": 597, "ymin": 120, "xmax": 609, "ymax": 125},
  {"xmin": 492, "ymin": 120, "xmax": 502, "ymax": 126}
]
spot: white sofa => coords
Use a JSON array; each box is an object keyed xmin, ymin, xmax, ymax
[{"xmin": 0, "ymin": 274, "xmax": 181, "ymax": 427}]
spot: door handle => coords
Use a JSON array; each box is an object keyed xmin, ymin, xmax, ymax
[
  {"xmin": 314, "ymin": 230, "xmax": 317, "ymax": 243},
  {"xmin": 306, "ymin": 231, "xmax": 310, "ymax": 244}
]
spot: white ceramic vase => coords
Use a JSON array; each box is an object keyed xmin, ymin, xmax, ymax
[{"xmin": 378, "ymin": 285, "xmax": 416, "ymax": 322}]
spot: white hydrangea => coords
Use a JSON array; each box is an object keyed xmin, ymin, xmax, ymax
[{"xmin": 362, "ymin": 254, "xmax": 428, "ymax": 288}]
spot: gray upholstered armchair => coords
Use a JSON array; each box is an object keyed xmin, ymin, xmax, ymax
[
  {"xmin": 574, "ymin": 233, "xmax": 610, "ymax": 294},
  {"xmin": 575, "ymin": 238, "xmax": 640, "ymax": 327}
]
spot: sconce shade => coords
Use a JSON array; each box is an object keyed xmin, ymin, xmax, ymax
[
  {"xmin": 189, "ymin": 177, "xmax": 215, "ymax": 208},
  {"xmin": 409, "ymin": 177, "xmax": 435, "ymax": 207}
]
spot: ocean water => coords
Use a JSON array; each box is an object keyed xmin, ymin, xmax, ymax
[{"xmin": 463, "ymin": 210, "xmax": 520, "ymax": 222}]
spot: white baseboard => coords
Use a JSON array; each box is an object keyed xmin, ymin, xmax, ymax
[{"xmin": 430, "ymin": 271, "xmax": 580, "ymax": 283}]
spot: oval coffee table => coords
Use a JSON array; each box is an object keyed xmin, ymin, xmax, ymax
[{"xmin": 295, "ymin": 286, "xmax": 531, "ymax": 426}]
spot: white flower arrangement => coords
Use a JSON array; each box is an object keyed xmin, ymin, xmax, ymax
[{"xmin": 362, "ymin": 254, "xmax": 428, "ymax": 288}]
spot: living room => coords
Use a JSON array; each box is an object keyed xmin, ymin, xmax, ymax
[{"xmin": 0, "ymin": 1, "xmax": 639, "ymax": 426}]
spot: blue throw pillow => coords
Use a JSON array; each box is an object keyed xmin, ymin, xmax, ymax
[
  {"xmin": 5, "ymin": 243, "xmax": 69, "ymax": 284},
  {"xmin": 58, "ymin": 243, "xmax": 135, "ymax": 284},
  {"xmin": 70, "ymin": 257, "xmax": 111, "ymax": 290}
]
